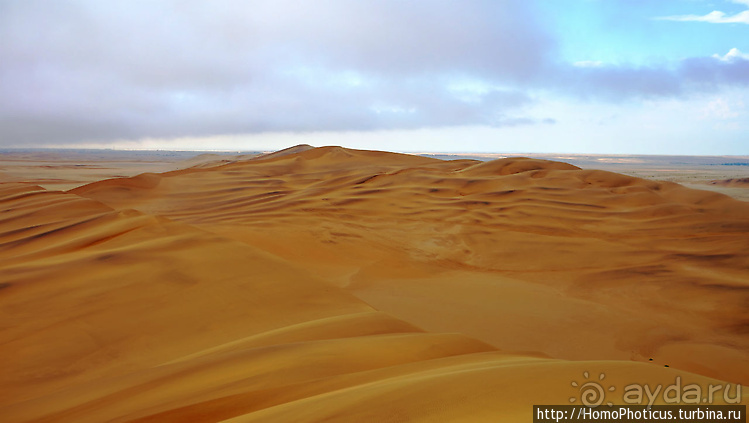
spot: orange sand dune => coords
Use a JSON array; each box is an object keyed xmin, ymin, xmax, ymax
[{"xmin": 1, "ymin": 146, "xmax": 748, "ymax": 421}]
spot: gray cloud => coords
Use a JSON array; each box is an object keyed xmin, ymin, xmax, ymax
[
  {"xmin": 0, "ymin": 0, "xmax": 554, "ymax": 145},
  {"xmin": 0, "ymin": 0, "xmax": 747, "ymax": 146},
  {"xmin": 553, "ymin": 53, "xmax": 749, "ymax": 101}
]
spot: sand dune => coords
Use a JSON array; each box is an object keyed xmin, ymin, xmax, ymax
[
  {"xmin": 711, "ymin": 177, "xmax": 749, "ymax": 187},
  {"xmin": 1, "ymin": 146, "xmax": 748, "ymax": 421}
]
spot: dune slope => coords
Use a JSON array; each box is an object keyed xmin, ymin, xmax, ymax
[
  {"xmin": 75, "ymin": 146, "xmax": 749, "ymax": 384},
  {"xmin": 1, "ymin": 146, "xmax": 747, "ymax": 421},
  {"xmin": 0, "ymin": 183, "xmax": 498, "ymax": 421}
]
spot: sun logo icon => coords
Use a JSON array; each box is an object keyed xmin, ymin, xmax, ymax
[{"xmin": 569, "ymin": 371, "xmax": 615, "ymax": 407}]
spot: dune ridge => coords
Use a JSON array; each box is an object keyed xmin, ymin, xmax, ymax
[{"xmin": 1, "ymin": 146, "xmax": 748, "ymax": 421}]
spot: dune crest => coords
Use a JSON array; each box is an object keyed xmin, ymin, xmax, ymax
[{"xmin": 458, "ymin": 156, "xmax": 580, "ymax": 176}]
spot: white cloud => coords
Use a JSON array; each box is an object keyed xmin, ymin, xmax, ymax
[
  {"xmin": 712, "ymin": 48, "xmax": 749, "ymax": 62},
  {"xmin": 657, "ymin": 9, "xmax": 749, "ymax": 24}
]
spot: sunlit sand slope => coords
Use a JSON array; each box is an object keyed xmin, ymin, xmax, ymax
[
  {"xmin": 0, "ymin": 183, "xmax": 498, "ymax": 421},
  {"xmin": 2, "ymin": 145, "xmax": 747, "ymax": 421},
  {"xmin": 75, "ymin": 146, "xmax": 749, "ymax": 386}
]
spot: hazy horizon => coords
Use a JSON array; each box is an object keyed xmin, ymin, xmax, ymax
[{"xmin": 4, "ymin": 145, "xmax": 749, "ymax": 161}]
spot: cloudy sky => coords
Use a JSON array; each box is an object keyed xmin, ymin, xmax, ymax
[{"xmin": 1, "ymin": 0, "xmax": 748, "ymax": 154}]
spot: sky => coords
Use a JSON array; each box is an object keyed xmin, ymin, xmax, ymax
[{"xmin": 0, "ymin": 0, "xmax": 748, "ymax": 154}]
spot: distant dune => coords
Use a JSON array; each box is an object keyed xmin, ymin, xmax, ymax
[
  {"xmin": 711, "ymin": 177, "xmax": 749, "ymax": 187},
  {"xmin": 1, "ymin": 146, "xmax": 747, "ymax": 421}
]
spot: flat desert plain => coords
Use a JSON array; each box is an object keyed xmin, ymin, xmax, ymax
[{"xmin": 0, "ymin": 146, "xmax": 747, "ymax": 422}]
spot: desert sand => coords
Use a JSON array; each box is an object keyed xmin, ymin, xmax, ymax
[
  {"xmin": 423, "ymin": 152, "xmax": 749, "ymax": 202},
  {"xmin": 0, "ymin": 150, "xmax": 261, "ymax": 192},
  {"xmin": 1, "ymin": 146, "xmax": 747, "ymax": 422}
]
